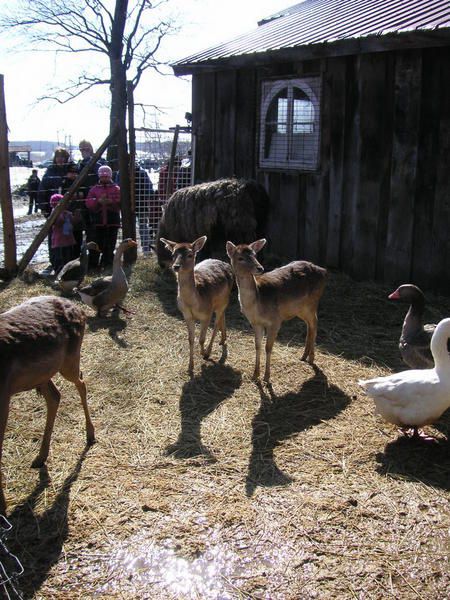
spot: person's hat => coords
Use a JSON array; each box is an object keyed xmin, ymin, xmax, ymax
[
  {"xmin": 98, "ymin": 165, "xmax": 112, "ymax": 178},
  {"xmin": 50, "ymin": 193, "xmax": 64, "ymax": 208}
]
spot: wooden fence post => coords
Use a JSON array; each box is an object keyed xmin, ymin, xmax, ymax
[
  {"xmin": 126, "ymin": 80, "xmax": 137, "ymax": 264},
  {"xmin": 167, "ymin": 125, "xmax": 180, "ymax": 202},
  {"xmin": 0, "ymin": 74, "xmax": 17, "ymax": 277}
]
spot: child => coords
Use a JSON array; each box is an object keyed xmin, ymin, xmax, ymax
[
  {"xmin": 86, "ymin": 165, "xmax": 121, "ymax": 268},
  {"xmin": 49, "ymin": 193, "xmax": 76, "ymax": 275}
]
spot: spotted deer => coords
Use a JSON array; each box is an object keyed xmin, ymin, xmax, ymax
[
  {"xmin": 226, "ymin": 239, "xmax": 327, "ymax": 382},
  {"xmin": 160, "ymin": 236, "xmax": 234, "ymax": 374},
  {"xmin": 0, "ymin": 296, "xmax": 95, "ymax": 514}
]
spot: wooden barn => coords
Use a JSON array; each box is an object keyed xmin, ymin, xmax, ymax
[{"xmin": 172, "ymin": 0, "xmax": 450, "ymax": 294}]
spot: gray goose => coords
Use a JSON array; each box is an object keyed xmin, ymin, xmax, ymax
[
  {"xmin": 389, "ymin": 284, "xmax": 449, "ymax": 369},
  {"xmin": 76, "ymin": 238, "xmax": 137, "ymax": 317},
  {"xmin": 56, "ymin": 240, "xmax": 99, "ymax": 294}
]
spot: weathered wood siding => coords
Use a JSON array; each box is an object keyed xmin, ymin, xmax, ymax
[{"xmin": 191, "ymin": 46, "xmax": 450, "ymax": 293}]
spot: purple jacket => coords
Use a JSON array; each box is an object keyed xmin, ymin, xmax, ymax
[{"xmin": 86, "ymin": 182, "xmax": 121, "ymax": 227}]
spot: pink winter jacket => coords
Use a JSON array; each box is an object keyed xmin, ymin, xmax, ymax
[
  {"xmin": 51, "ymin": 210, "xmax": 76, "ymax": 248},
  {"xmin": 86, "ymin": 182, "xmax": 121, "ymax": 227}
]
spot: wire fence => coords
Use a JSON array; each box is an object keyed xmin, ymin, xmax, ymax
[
  {"xmin": 0, "ymin": 515, "xmax": 24, "ymax": 599},
  {"xmin": 1, "ymin": 128, "xmax": 192, "ymax": 270},
  {"xmin": 134, "ymin": 127, "xmax": 192, "ymax": 253}
]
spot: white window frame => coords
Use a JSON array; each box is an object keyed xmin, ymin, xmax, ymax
[{"xmin": 259, "ymin": 76, "xmax": 321, "ymax": 171}]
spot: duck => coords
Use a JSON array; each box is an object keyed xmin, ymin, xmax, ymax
[
  {"xmin": 55, "ymin": 240, "xmax": 99, "ymax": 294},
  {"xmin": 76, "ymin": 238, "xmax": 138, "ymax": 317},
  {"xmin": 358, "ymin": 317, "xmax": 450, "ymax": 439},
  {"xmin": 388, "ymin": 284, "xmax": 450, "ymax": 369}
]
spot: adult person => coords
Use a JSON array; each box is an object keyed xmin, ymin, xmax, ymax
[
  {"xmin": 157, "ymin": 156, "xmax": 181, "ymax": 201},
  {"xmin": 61, "ymin": 163, "xmax": 85, "ymax": 258},
  {"xmin": 37, "ymin": 147, "xmax": 76, "ymax": 274},
  {"xmin": 77, "ymin": 139, "xmax": 106, "ymax": 267},
  {"xmin": 26, "ymin": 169, "xmax": 41, "ymax": 214}
]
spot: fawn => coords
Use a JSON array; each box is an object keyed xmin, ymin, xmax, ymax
[
  {"xmin": 160, "ymin": 236, "xmax": 234, "ymax": 374},
  {"xmin": 226, "ymin": 239, "xmax": 327, "ymax": 382}
]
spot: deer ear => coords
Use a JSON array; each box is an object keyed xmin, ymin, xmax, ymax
[
  {"xmin": 160, "ymin": 238, "xmax": 176, "ymax": 252},
  {"xmin": 193, "ymin": 236, "xmax": 207, "ymax": 252},
  {"xmin": 250, "ymin": 239, "xmax": 267, "ymax": 253},
  {"xmin": 226, "ymin": 241, "xmax": 236, "ymax": 259}
]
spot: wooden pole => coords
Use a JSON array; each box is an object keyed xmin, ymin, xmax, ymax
[
  {"xmin": 0, "ymin": 74, "xmax": 17, "ymax": 277},
  {"xmin": 127, "ymin": 81, "xmax": 136, "ymax": 215},
  {"xmin": 17, "ymin": 125, "xmax": 119, "ymax": 274},
  {"xmin": 166, "ymin": 124, "xmax": 180, "ymax": 202}
]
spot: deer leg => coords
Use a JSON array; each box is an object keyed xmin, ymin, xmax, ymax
[
  {"xmin": 186, "ymin": 318, "xmax": 196, "ymax": 375},
  {"xmin": 74, "ymin": 377, "xmax": 95, "ymax": 446},
  {"xmin": 32, "ymin": 381, "xmax": 61, "ymax": 468},
  {"xmin": 301, "ymin": 311, "xmax": 318, "ymax": 364},
  {"xmin": 264, "ymin": 324, "xmax": 280, "ymax": 383},
  {"xmin": 0, "ymin": 394, "xmax": 11, "ymax": 514},
  {"xmin": 218, "ymin": 312, "xmax": 227, "ymax": 345},
  {"xmin": 199, "ymin": 317, "xmax": 212, "ymax": 358},
  {"xmin": 204, "ymin": 310, "xmax": 226, "ymax": 359},
  {"xmin": 60, "ymin": 360, "xmax": 95, "ymax": 446},
  {"xmin": 252, "ymin": 325, "xmax": 264, "ymax": 380}
]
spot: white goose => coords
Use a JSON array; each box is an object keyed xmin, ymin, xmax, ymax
[{"xmin": 359, "ymin": 317, "xmax": 450, "ymax": 439}]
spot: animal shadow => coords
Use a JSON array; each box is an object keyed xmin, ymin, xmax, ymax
[
  {"xmin": 86, "ymin": 314, "xmax": 128, "ymax": 347},
  {"xmin": 246, "ymin": 365, "xmax": 351, "ymax": 497},
  {"xmin": 376, "ymin": 416, "xmax": 450, "ymax": 491},
  {"xmin": 154, "ymin": 268, "xmax": 182, "ymax": 320},
  {"xmin": 165, "ymin": 362, "xmax": 242, "ymax": 460},
  {"xmin": 5, "ymin": 446, "xmax": 92, "ymax": 599}
]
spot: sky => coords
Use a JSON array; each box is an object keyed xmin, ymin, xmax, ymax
[{"xmin": 0, "ymin": 0, "xmax": 291, "ymax": 149}]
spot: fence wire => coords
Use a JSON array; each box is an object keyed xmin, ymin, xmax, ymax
[
  {"xmin": 0, "ymin": 516, "xmax": 23, "ymax": 600},
  {"xmin": 134, "ymin": 127, "xmax": 192, "ymax": 252}
]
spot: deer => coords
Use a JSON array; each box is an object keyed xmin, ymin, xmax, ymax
[
  {"xmin": 160, "ymin": 236, "xmax": 234, "ymax": 374},
  {"xmin": 0, "ymin": 295, "xmax": 95, "ymax": 514},
  {"xmin": 226, "ymin": 239, "xmax": 327, "ymax": 382}
]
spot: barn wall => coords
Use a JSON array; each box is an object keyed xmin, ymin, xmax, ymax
[{"xmin": 191, "ymin": 45, "xmax": 450, "ymax": 294}]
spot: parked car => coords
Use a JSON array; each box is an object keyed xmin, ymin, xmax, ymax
[
  {"xmin": 139, "ymin": 158, "xmax": 161, "ymax": 171},
  {"xmin": 37, "ymin": 159, "xmax": 54, "ymax": 169}
]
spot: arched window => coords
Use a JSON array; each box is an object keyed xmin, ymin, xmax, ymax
[{"xmin": 259, "ymin": 77, "xmax": 321, "ymax": 170}]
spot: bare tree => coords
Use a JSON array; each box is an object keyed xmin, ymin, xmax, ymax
[
  {"xmin": 0, "ymin": 0, "xmax": 175, "ymax": 157},
  {"xmin": 0, "ymin": 0, "xmax": 177, "ymax": 261}
]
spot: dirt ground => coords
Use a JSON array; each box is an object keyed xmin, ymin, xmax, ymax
[{"xmin": 0, "ymin": 258, "xmax": 449, "ymax": 599}]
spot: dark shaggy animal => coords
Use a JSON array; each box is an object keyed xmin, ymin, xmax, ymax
[{"xmin": 156, "ymin": 178, "xmax": 270, "ymax": 267}]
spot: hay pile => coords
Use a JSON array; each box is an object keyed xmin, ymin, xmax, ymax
[
  {"xmin": 0, "ymin": 259, "xmax": 449, "ymax": 599},
  {"xmin": 157, "ymin": 178, "xmax": 270, "ymax": 266}
]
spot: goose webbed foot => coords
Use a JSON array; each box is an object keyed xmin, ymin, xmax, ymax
[{"xmin": 399, "ymin": 427, "xmax": 439, "ymax": 443}]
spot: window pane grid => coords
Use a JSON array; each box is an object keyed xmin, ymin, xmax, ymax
[{"xmin": 260, "ymin": 77, "xmax": 321, "ymax": 171}]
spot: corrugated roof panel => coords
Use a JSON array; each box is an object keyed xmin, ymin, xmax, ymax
[{"xmin": 173, "ymin": 0, "xmax": 450, "ymax": 68}]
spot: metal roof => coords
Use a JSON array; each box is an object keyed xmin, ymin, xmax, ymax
[{"xmin": 173, "ymin": 0, "xmax": 450, "ymax": 72}]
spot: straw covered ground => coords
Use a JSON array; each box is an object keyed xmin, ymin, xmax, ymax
[{"xmin": 0, "ymin": 257, "xmax": 449, "ymax": 599}]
